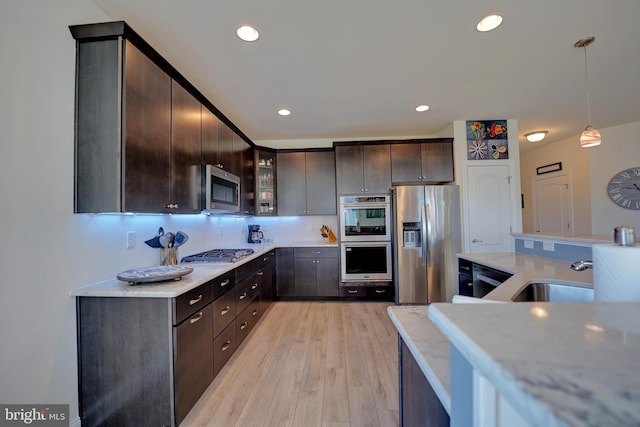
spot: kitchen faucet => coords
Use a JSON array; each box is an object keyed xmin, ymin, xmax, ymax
[{"xmin": 571, "ymin": 260, "xmax": 593, "ymax": 271}]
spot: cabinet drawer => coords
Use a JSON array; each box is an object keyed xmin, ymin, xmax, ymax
[
  {"xmin": 236, "ymin": 299, "xmax": 261, "ymax": 346},
  {"xmin": 212, "ymin": 290, "xmax": 236, "ymax": 337},
  {"xmin": 174, "ymin": 282, "xmax": 213, "ymax": 325},
  {"xmin": 213, "ymin": 320, "xmax": 237, "ymax": 377},
  {"xmin": 211, "ymin": 271, "xmax": 235, "ymax": 300},
  {"xmin": 174, "ymin": 303, "xmax": 214, "ymax": 423},
  {"xmin": 367, "ymin": 285, "xmax": 395, "ymax": 300},
  {"xmin": 294, "ymin": 247, "xmax": 338, "ymax": 258},
  {"xmin": 340, "ymin": 286, "xmax": 366, "ymax": 297},
  {"xmin": 340, "ymin": 285, "xmax": 394, "ymax": 300},
  {"xmin": 458, "ymin": 258, "xmax": 473, "ymax": 276},
  {"xmin": 235, "ymin": 258, "xmax": 259, "ymax": 282},
  {"xmin": 236, "ymin": 274, "xmax": 260, "ymax": 314},
  {"xmin": 257, "ymin": 251, "xmax": 276, "ymax": 267}
]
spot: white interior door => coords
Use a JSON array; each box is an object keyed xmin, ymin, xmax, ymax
[
  {"xmin": 466, "ymin": 165, "xmax": 512, "ymax": 252},
  {"xmin": 532, "ymin": 173, "xmax": 573, "ymax": 233}
]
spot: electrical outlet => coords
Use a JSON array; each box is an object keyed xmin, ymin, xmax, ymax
[
  {"xmin": 543, "ymin": 241, "xmax": 555, "ymax": 252},
  {"xmin": 524, "ymin": 240, "xmax": 534, "ymax": 249},
  {"xmin": 126, "ymin": 231, "xmax": 136, "ymax": 248}
]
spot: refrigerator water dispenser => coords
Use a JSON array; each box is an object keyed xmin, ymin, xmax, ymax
[{"xmin": 402, "ymin": 222, "xmax": 421, "ymax": 248}]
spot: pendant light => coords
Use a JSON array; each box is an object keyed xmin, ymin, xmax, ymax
[{"xmin": 574, "ymin": 36, "xmax": 601, "ymax": 147}]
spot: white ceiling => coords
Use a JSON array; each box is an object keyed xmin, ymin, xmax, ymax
[{"xmin": 90, "ymin": 0, "xmax": 640, "ymax": 151}]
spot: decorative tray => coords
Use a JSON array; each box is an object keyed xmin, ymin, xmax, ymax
[{"xmin": 116, "ymin": 265, "xmax": 194, "ymax": 285}]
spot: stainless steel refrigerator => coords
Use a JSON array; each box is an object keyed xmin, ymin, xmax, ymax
[{"xmin": 393, "ymin": 185, "xmax": 462, "ymax": 304}]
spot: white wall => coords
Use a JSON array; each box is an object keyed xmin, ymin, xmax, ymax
[
  {"xmin": 0, "ymin": 2, "xmax": 333, "ymax": 424},
  {"xmin": 520, "ymin": 132, "xmax": 591, "ymax": 234},
  {"xmin": 519, "ymin": 121, "xmax": 640, "ymax": 236},
  {"xmin": 589, "ymin": 121, "xmax": 640, "ymax": 235}
]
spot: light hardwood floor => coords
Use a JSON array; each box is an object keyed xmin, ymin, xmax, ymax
[{"xmin": 181, "ymin": 301, "xmax": 399, "ymax": 427}]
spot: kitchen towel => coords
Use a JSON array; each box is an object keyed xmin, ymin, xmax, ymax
[{"xmin": 593, "ymin": 243, "xmax": 640, "ymax": 302}]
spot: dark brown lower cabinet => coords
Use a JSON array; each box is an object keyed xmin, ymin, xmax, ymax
[
  {"xmin": 399, "ymin": 338, "xmax": 449, "ymax": 427},
  {"xmin": 77, "ymin": 261, "xmax": 273, "ymax": 426},
  {"xmin": 77, "ymin": 296, "xmax": 213, "ymax": 427},
  {"xmin": 175, "ymin": 305, "xmax": 214, "ymax": 423},
  {"xmin": 237, "ymin": 298, "xmax": 261, "ymax": 346},
  {"xmin": 213, "ymin": 319, "xmax": 237, "ymax": 377},
  {"xmin": 339, "ymin": 284, "xmax": 395, "ymax": 300}
]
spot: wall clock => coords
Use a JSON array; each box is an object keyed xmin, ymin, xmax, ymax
[{"xmin": 607, "ymin": 167, "xmax": 640, "ymax": 210}]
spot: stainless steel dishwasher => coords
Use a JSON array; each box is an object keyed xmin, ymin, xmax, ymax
[{"xmin": 470, "ymin": 264, "xmax": 513, "ymax": 298}]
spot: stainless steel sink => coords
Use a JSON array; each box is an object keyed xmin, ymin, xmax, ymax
[{"xmin": 512, "ymin": 282, "xmax": 594, "ymax": 302}]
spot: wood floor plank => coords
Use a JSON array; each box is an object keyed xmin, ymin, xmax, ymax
[
  {"xmin": 180, "ymin": 301, "xmax": 399, "ymax": 427},
  {"xmin": 262, "ymin": 304, "xmax": 317, "ymax": 427},
  {"xmin": 322, "ymin": 367, "xmax": 350, "ymax": 423}
]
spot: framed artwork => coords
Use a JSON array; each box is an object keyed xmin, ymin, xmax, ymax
[{"xmin": 466, "ymin": 120, "xmax": 508, "ymax": 160}]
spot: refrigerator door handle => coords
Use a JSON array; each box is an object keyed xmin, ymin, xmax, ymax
[{"xmin": 421, "ymin": 203, "xmax": 432, "ymax": 266}]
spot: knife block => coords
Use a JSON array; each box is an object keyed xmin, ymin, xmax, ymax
[{"xmin": 322, "ymin": 227, "xmax": 337, "ymax": 243}]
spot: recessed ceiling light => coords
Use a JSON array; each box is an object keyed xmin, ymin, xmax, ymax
[
  {"xmin": 525, "ymin": 131, "xmax": 548, "ymax": 142},
  {"xmin": 236, "ymin": 25, "xmax": 259, "ymax": 42},
  {"xmin": 277, "ymin": 109, "xmax": 291, "ymax": 116},
  {"xmin": 476, "ymin": 14, "xmax": 503, "ymax": 32},
  {"xmin": 415, "ymin": 105, "xmax": 430, "ymax": 112}
]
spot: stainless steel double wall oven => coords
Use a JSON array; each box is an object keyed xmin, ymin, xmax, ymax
[{"xmin": 339, "ymin": 195, "xmax": 392, "ymax": 282}]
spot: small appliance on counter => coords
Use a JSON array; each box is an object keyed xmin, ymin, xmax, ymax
[{"xmin": 248, "ymin": 224, "xmax": 263, "ymax": 243}]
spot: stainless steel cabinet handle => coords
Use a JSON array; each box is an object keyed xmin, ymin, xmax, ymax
[
  {"xmin": 257, "ymin": 272, "xmax": 264, "ymax": 276},
  {"xmin": 472, "ymin": 239, "xmax": 484, "ymax": 243},
  {"xmin": 221, "ymin": 341, "xmax": 231, "ymax": 351},
  {"xmin": 348, "ymin": 289, "xmax": 358, "ymax": 294},
  {"xmin": 375, "ymin": 289, "xmax": 386, "ymax": 294},
  {"xmin": 189, "ymin": 311, "xmax": 203, "ymax": 324},
  {"xmin": 239, "ymin": 292, "xmax": 247, "ymax": 300},
  {"xmin": 220, "ymin": 279, "xmax": 230, "ymax": 287},
  {"xmin": 189, "ymin": 294, "xmax": 203, "ymax": 305},
  {"xmin": 221, "ymin": 306, "xmax": 231, "ymax": 315},
  {"xmin": 312, "ymin": 251, "xmax": 321, "ymax": 254},
  {"xmin": 240, "ymin": 321, "xmax": 248, "ymax": 330},
  {"xmin": 252, "ymin": 309, "xmax": 258, "ymax": 316},
  {"xmin": 251, "ymin": 283, "xmax": 259, "ymax": 290}
]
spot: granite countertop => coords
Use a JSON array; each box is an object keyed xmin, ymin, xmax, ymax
[
  {"xmin": 70, "ymin": 240, "xmax": 338, "ymax": 298},
  {"xmin": 388, "ymin": 252, "xmax": 595, "ymax": 418},
  {"xmin": 457, "ymin": 252, "xmax": 593, "ymax": 302},
  {"xmin": 428, "ymin": 301, "xmax": 640, "ymax": 427},
  {"xmin": 387, "ymin": 306, "xmax": 452, "ymax": 413}
]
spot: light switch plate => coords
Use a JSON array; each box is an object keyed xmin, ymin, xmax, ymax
[{"xmin": 126, "ymin": 231, "xmax": 136, "ymax": 248}]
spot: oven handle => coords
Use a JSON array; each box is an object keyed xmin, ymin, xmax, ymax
[{"xmin": 340, "ymin": 203, "xmax": 390, "ymax": 209}]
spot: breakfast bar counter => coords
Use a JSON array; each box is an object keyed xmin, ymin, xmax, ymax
[{"xmin": 429, "ymin": 301, "xmax": 640, "ymax": 427}]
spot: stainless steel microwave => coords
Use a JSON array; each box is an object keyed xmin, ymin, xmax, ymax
[{"xmin": 202, "ymin": 165, "xmax": 240, "ymax": 214}]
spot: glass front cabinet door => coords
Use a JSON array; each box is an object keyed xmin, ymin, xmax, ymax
[{"xmin": 255, "ymin": 149, "xmax": 276, "ymax": 215}]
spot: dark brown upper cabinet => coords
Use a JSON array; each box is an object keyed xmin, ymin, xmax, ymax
[
  {"xmin": 70, "ymin": 21, "xmax": 254, "ymax": 214},
  {"xmin": 390, "ymin": 139, "xmax": 454, "ymax": 184},
  {"xmin": 170, "ymin": 82, "xmax": 202, "ymax": 213},
  {"xmin": 335, "ymin": 144, "xmax": 392, "ymax": 195},
  {"xmin": 277, "ymin": 150, "xmax": 336, "ymax": 216}
]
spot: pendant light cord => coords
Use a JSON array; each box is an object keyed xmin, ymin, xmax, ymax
[{"xmin": 583, "ymin": 45, "xmax": 592, "ymax": 127}]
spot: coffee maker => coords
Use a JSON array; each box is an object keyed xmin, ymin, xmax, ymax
[{"xmin": 247, "ymin": 224, "xmax": 263, "ymax": 243}]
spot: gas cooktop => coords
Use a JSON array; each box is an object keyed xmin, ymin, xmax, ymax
[{"xmin": 181, "ymin": 248, "xmax": 254, "ymax": 263}]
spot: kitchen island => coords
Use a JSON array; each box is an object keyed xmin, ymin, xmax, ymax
[
  {"xmin": 387, "ymin": 252, "xmax": 601, "ymax": 426},
  {"xmin": 429, "ymin": 301, "xmax": 640, "ymax": 427}
]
